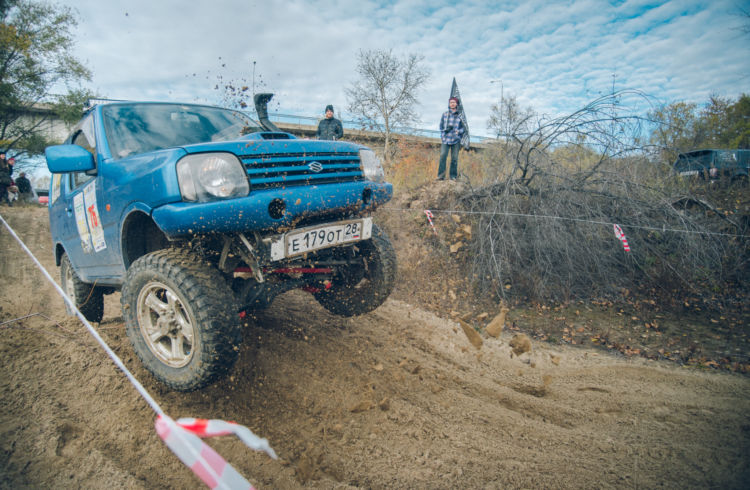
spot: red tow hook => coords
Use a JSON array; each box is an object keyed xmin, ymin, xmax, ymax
[
  {"xmin": 302, "ymin": 281, "xmax": 332, "ymax": 294},
  {"xmin": 233, "ymin": 266, "xmax": 334, "ymax": 301},
  {"xmin": 266, "ymin": 267, "xmax": 333, "ymax": 274}
]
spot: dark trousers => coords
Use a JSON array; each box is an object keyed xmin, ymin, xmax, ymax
[
  {"xmin": 437, "ymin": 143, "xmax": 459, "ymax": 180},
  {"xmin": 0, "ymin": 184, "xmax": 10, "ymax": 205}
]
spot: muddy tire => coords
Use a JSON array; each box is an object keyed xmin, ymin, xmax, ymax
[
  {"xmin": 121, "ymin": 248, "xmax": 242, "ymax": 391},
  {"xmin": 314, "ymin": 224, "xmax": 396, "ymax": 317},
  {"xmin": 60, "ymin": 253, "xmax": 104, "ymax": 323},
  {"xmin": 731, "ymin": 174, "xmax": 748, "ymax": 188}
]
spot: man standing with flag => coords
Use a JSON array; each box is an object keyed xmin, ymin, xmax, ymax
[{"xmin": 437, "ymin": 96, "xmax": 465, "ymax": 180}]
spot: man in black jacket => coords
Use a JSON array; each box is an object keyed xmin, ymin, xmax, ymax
[
  {"xmin": 316, "ymin": 105, "xmax": 344, "ymax": 140},
  {"xmin": 15, "ymin": 171, "xmax": 32, "ymax": 202}
]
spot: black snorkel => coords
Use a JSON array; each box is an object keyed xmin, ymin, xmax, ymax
[{"xmin": 253, "ymin": 93, "xmax": 282, "ymax": 132}]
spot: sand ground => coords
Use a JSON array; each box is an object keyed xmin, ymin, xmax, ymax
[{"xmin": 1, "ymin": 205, "xmax": 748, "ymax": 488}]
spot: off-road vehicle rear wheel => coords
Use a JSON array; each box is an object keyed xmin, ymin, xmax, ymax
[
  {"xmin": 121, "ymin": 248, "xmax": 242, "ymax": 391},
  {"xmin": 313, "ymin": 224, "xmax": 396, "ymax": 317},
  {"xmin": 60, "ymin": 253, "xmax": 104, "ymax": 323}
]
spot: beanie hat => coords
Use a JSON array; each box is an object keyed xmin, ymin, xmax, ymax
[
  {"xmin": 449, "ymin": 97, "xmax": 459, "ymax": 104},
  {"xmin": 325, "ymin": 104, "xmax": 334, "ymax": 113}
]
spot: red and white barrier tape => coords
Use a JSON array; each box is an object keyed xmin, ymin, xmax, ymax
[
  {"xmin": 0, "ymin": 214, "xmax": 275, "ymax": 489},
  {"xmin": 424, "ymin": 209, "xmax": 438, "ymax": 235},
  {"xmin": 156, "ymin": 416, "xmax": 277, "ymax": 490},
  {"xmin": 613, "ymin": 224, "xmax": 631, "ymax": 252},
  {"xmin": 173, "ymin": 417, "xmax": 277, "ymax": 459}
]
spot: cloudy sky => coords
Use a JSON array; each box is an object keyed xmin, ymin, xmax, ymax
[{"xmin": 63, "ymin": 0, "xmax": 749, "ymax": 138}]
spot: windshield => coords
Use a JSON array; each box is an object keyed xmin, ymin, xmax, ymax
[
  {"xmin": 101, "ymin": 103, "xmax": 262, "ymax": 159},
  {"xmin": 674, "ymin": 150, "xmax": 712, "ymax": 170}
]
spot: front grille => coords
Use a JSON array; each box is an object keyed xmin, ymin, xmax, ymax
[{"xmin": 241, "ymin": 152, "xmax": 363, "ymax": 190}]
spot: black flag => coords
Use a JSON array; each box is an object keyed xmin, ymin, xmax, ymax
[{"xmin": 450, "ymin": 78, "xmax": 470, "ymax": 150}]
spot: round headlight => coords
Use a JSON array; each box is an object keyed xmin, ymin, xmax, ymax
[
  {"xmin": 198, "ymin": 155, "xmax": 241, "ymax": 197},
  {"xmin": 177, "ymin": 152, "xmax": 249, "ymax": 202},
  {"xmin": 359, "ymin": 149, "xmax": 385, "ymax": 182}
]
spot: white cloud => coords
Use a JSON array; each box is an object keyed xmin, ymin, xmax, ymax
[{"xmin": 61, "ymin": 0, "xmax": 749, "ymax": 138}]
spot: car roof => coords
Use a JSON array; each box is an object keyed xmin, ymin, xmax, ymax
[{"xmin": 83, "ymin": 98, "xmax": 242, "ymax": 116}]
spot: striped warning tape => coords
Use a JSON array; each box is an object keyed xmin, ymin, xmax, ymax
[
  {"xmin": 172, "ymin": 418, "xmax": 277, "ymax": 458},
  {"xmin": 424, "ymin": 209, "xmax": 438, "ymax": 235},
  {"xmin": 156, "ymin": 416, "xmax": 277, "ymax": 490},
  {"xmin": 613, "ymin": 224, "xmax": 631, "ymax": 252},
  {"xmin": 0, "ymin": 214, "xmax": 275, "ymax": 488}
]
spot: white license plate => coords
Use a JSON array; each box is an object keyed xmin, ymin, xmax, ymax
[{"xmin": 270, "ymin": 218, "xmax": 372, "ymax": 260}]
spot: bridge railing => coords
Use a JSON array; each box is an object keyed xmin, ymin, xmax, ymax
[{"xmin": 267, "ymin": 112, "xmax": 493, "ymax": 145}]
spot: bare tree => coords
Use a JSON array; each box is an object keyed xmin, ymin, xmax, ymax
[
  {"xmin": 486, "ymin": 93, "xmax": 535, "ymax": 141},
  {"xmin": 346, "ymin": 49, "xmax": 429, "ymax": 163},
  {"xmin": 450, "ymin": 90, "xmax": 747, "ymax": 307}
]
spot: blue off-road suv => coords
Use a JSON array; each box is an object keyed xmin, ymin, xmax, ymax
[{"xmin": 45, "ymin": 94, "xmax": 396, "ymax": 391}]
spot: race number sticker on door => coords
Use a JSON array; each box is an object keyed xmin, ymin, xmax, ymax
[
  {"xmin": 83, "ymin": 181, "xmax": 107, "ymax": 252},
  {"xmin": 50, "ymin": 174, "xmax": 62, "ymax": 204},
  {"xmin": 73, "ymin": 192, "xmax": 93, "ymax": 254}
]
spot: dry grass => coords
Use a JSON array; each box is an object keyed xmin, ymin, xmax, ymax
[{"xmin": 386, "ymin": 139, "xmax": 501, "ymax": 192}]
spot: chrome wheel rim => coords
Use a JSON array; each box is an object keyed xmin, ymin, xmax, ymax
[
  {"xmin": 63, "ymin": 265, "xmax": 74, "ymax": 298},
  {"xmin": 62, "ymin": 262, "xmax": 76, "ymax": 313},
  {"xmin": 136, "ymin": 281, "xmax": 195, "ymax": 368}
]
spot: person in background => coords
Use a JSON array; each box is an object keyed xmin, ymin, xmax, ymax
[
  {"xmin": 0, "ymin": 153, "xmax": 12, "ymax": 206},
  {"xmin": 437, "ymin": 97, "xmax": 465, "ymax": 180},
  {"xmin": 316, "ymin": 104, "xmax": 343, "ymax": 140},
  {"xmin": 15, "ymin": 171, "xmax": 32, "ymax": 203}
]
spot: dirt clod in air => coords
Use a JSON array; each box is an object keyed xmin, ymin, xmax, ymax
[
  {"xmin": 509, "ymin": 334, "xmax": 532, "ymax": 356},
  {"xmin": 485, "ymin": 307, "xmax": 509, "ymax": 338},
  {"xmin": 458, "ymin": 319, "xmax": 483, "ymax": 349}
]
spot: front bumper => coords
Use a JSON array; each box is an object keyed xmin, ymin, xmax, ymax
[{"xmin": 151, "ymin": 181, "xmax": 391, "ymax": 239}]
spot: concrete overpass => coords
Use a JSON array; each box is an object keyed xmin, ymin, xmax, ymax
[{"xmin": 8, "ymin": 104, "xmax": 72, "ymax": 144}]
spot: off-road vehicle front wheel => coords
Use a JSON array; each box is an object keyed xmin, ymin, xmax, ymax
[
  {"xmin": 313, "ymin": 224, "xmax": 396, "ymax": 317},
  {"xmin": 121, "ymin": 248, "xmax": 242, "ymax": 391}
]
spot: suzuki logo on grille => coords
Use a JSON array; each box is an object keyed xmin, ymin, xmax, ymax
[{"xmin": 308, "ymin": 161, "xmax": 323, "ymax": 173}]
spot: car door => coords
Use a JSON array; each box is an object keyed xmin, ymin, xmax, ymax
[
  {"xmin": 52, "ymin": 114, "xmax": 121, "ymax": 283},
  {"xmin": 48, "ymin": 171, "xmax": 75, "ymax": 261}
]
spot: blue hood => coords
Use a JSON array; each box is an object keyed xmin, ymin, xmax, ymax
[{"xmin": 180, "ymin": 135, "xmax": 364, "ymax": 157}]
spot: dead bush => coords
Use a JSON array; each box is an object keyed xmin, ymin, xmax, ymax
[{"xmin": 452, "ymin": 92, "xmax": 749, "ymax": 306}]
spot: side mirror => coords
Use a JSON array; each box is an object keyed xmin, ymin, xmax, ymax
[{"xmin": 45, "ymin": 145, "xmax": 96, "ymax": 173}]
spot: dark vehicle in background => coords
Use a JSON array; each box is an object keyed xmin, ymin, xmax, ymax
[{"xmin": 674, "ymin": 149, "xmax": 750, "ymax": 184}]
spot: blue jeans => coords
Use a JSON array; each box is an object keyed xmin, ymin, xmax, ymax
[{"xmin": 437, "ymin": 143, "xmax": 459, "ymax": 180}]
